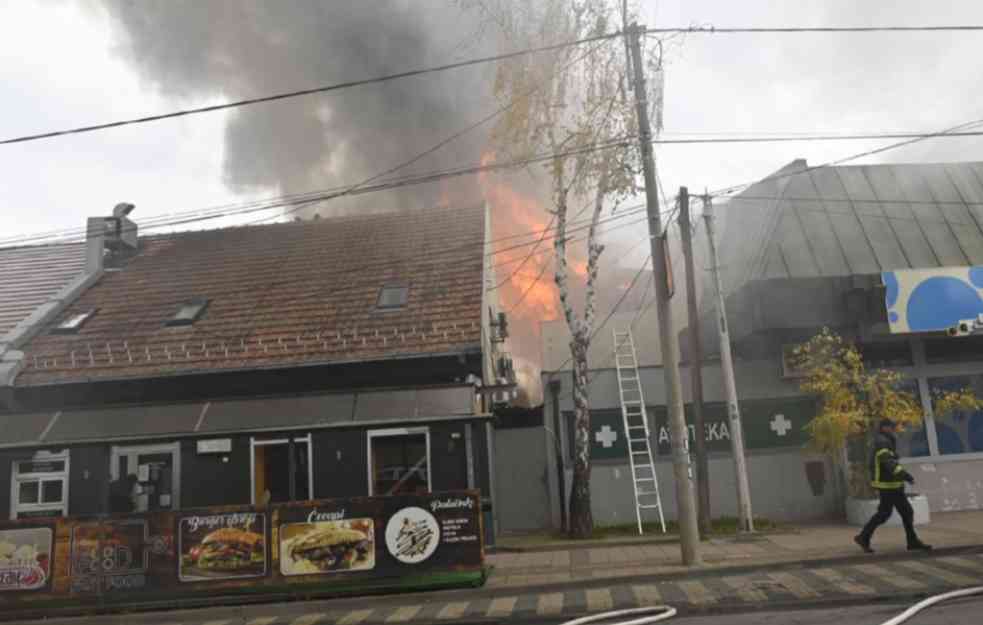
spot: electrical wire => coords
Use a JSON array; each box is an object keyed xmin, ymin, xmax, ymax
[
  {"xmin": 8, "ymin": 125, "xmax": 983, "ymax": 247},
  {"xmin": 646, "ymin": 24, "xmax": 983, "ymax": 34},
  {"xmin": 0, "ymin": 30, "xmax": 623, "ymax": 146}
]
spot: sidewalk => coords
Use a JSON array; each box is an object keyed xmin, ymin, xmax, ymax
[
  {"xmin": 7, "ymin": 512, "xmax": 982, "ymax": 625},
  {"xmin": 486, "ymin": 510, "xmax": 983, "ymax": 590}
]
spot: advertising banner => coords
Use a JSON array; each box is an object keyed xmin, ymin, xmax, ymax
[
  {"xmin": 0, "ymin": 526, "xmax": 53, "ymax": 592},
  {"xmin": 0, "ymin": 491, "xmax": 482, "ymax": 611}
]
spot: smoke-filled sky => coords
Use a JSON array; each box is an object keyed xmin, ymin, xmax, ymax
[{"xmin": 3, "ymin": 1, "xmax": 983, "ymax": 401}]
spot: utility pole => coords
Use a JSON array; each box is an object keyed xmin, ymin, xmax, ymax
[
  {"xmin": 677, "ymin": 187, "xmax": 711, "ymax": 537},
  {"xmin": 702, "ymin": 193, "xmax": 754, "ymax": 533},
  {"xmin": 627, "ymin": 23, "xmax": 702, "ymax": 565}
]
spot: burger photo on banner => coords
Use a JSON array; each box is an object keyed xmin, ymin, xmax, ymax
[
  {"xmin": 178, "ymin": 512, "xmax": 266, "ymax": 582},
  {"xmin": 0, "ymin": 527, "xmax": 52, "ymax": 592},
  {"xmin": 385, "ymin": 507, "xmax": 439, "ymax": 565},
  {"xmin": 279, "ymin": 518, "xmax": 374, "ymax": 576}
]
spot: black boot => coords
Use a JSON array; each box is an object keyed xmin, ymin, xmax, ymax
[
  {"xmin": 854, "ymin": 534, "xmax": 874, "ymax": 553},
  {"xmin": 907, "ymin": 540, "xmax": 932, "ymax": 551}
]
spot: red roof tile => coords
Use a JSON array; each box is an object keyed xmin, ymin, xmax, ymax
[
  {"xmin": 0, "ymin": 242, "xmax": 86, "ymax": 338},
  {"xmin": 16, "ymin": 204, "xmax": 486, "ymax": 386}
]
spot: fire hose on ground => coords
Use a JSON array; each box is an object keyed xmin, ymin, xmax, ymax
[{"xmin": 555, "ymin": 586, "xmax": 983, "ymax": 625}]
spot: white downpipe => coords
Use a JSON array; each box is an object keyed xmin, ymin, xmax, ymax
[{"xmin": 879, "ymin": 586, "xmax": 983, "ymax": 625}]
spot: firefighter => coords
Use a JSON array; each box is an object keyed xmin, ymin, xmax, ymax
[{"xmin": 854, "ymin": 418, "xmax": 932, "ymax": 553}]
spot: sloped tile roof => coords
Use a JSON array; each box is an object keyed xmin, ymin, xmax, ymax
[
  {"xmin": 715, "ymin": 161, "xmax": 983, "ymax": 293},
  {"xmin": 0, "ymin": 242, "xmax": 87, "ymax": 339},
  {"xmin": 15, "ymin": 204, "xmax": 485, "ymax": 386}
]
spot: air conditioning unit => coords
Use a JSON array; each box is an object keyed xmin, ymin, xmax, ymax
[{"xmin": 780, "ymin": 344, "xmax": 808, "ymax": 379}]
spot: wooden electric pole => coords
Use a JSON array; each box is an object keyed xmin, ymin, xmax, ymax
[
  {"xmin": 677, "ymin": 187, "xmax": 711, "ymax": 537},
  {"xmin": 627, "ymin": 23, "xmax": 702, "ymax": 565}
]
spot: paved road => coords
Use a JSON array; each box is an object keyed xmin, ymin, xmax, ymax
[
  {"xmin": 7, "ymin": 554, "xmax": 982, "ymax": 625},
  {"xmin": 530, "ymin": 597, "xmax": 983, "ymax": 624}
]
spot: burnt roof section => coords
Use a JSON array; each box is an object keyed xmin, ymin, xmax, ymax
[
  {"xmin": 15, "ymin": 204, "xmax": 485, "ymax": 386},
  {"xmin": 714, "ymin": 161, "xmax": 983, "ymax": 293},
  {"xmin": 0, "ymin": 242, "xmax": 87, "ymax": 339}
]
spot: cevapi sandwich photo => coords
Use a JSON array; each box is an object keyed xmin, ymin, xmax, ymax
[
  {"xmin": 187, "ymin": 528, "xmax": 264, "ymax": 571},
  {"xmin": 289, "ymin": 526, "xmax": 372, "ymax": 571}
]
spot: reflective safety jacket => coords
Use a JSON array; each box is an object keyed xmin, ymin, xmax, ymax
[{"xmin": 869, "ymin": 431, "xmax": 911, "ymax": 490}]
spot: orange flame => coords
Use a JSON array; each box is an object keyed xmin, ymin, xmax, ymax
[{"xmin": 479, "ymin": 151, "xmax": 564, "ymax": 322}]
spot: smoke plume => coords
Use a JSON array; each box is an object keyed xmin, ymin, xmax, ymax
[{"xmin": 97, "ymin": 0, "xmax": 492, "ymax": 215}]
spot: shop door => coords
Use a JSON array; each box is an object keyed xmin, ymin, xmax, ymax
[
  {"xmin": 110, "ymin": 443, "xmax": 180, "ymax": 512},
  {"xmin": 251, "ymin": 436, "xmax": 312, "ymax": 504}
]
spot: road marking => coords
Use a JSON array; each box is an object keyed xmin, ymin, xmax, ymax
[
  {"xmin": 678, "ymin": 580, "xmax": 716, "ymax": 605},
  {"xmin": 769, "ymin": 572, "xmax": 821, "ymax": 599},
  {"xmin": 939, "ymin": 555, "xmax": 983, "ymax": 573},
  {"xmin": 897, "ymin": 560, "xmax": 978, "ymax": 586},
  {"xmin": 586, "ymin": 588, "xmax": 614, "ymax": 611},
  {"xmin": 536, "ymin": 593, "xmax": 564, "ymax": 616},
  {"xmin": 385, "ymin": 606, "xmax": 422, "ymax": 623},
  {"xmin": 486, "ymin": 597, "xmax": 518, "ymax": 618},
  {"xmin": 436, "ymin": 602, "xmax": 469, "ymax": 620},
  {"xmin": 246, "ymin": 618, "xmax": 279, "ymax": 625},
  {"xmin": 854, "ymin": 564, "xmax": 926, "ymax": 590},
  {"xmin": 336, "ymin": 609, "xmax": 373, "ymax": 625},
  {"xmin": 632, "ymin": 584, "xmax": 663, "ymax": 606},
  {"xmin": 812, "ymin": 568, "xmax": 876, "ymax": 595},
  {"xmin": 722, "ymin": 576, "xmax": 768, "ymax": 602}
]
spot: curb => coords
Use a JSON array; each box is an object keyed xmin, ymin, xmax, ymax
[
  {"xmin": 479, "ymin": 543, "xmax": 983, "ymax": 598},
  {"xmin": 492, "ymin": 529, "xmax": 793, "ymax": 553}
]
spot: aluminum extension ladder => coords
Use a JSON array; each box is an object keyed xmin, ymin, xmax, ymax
[{"xmin": 613, "ymin": 328, "xmax": 667, "ymax": 535}]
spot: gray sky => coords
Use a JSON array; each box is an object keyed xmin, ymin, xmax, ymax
[{"xmin": 3, "ymin": 1, "xmax": 983, "ymax": 241}]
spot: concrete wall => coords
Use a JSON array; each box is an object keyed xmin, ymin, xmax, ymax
[
  {"xmin": 494, "ymin": 426, "xmax": 552, "ymax": 532},
  {"xmin": 572, "ymin": 451, "xmax": 840, "ymax": 527},
  {"xmin": 544, "ymin": 357, "xmax": 841, "ymax": 526}
]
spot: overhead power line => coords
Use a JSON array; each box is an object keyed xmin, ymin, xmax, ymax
[
  {"xmin": 5, "ymin": 22, "xmax": 982, "ymax": 146},
  {"xmin": 11, "ymin": 122, "xmax": 983, "ymax": 247},
  {"xmin": 646, "ymin": 25, "xmax": 983, "ymax": 34},
  {"xmin": 0, "ymin": 31, "xmax": 621, "ymax": 146}
]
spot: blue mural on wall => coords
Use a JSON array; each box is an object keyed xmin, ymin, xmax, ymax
[{"xmin": 883, "ymin": 266, "xmax": 983, "ymax": 333}]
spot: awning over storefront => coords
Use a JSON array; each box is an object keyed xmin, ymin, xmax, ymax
[{"xmin": 0, "ymin": 385, "xmax": 483, "ymax": 448}]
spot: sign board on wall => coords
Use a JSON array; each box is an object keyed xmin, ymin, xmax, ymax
[
  {"xmin": 569, "ymin": 397, "xmax": 816, "ymax": 461},
  {"xmin": 196, "ymin": 439, "xmax": 232, "ymax": 454},
  {"xmin": 0, "ymin": 491, "xmax": 482, "ymax": 611},
  {"xmin": 883, "ymin": 266, "xmax": 983, "ymax": 333}
]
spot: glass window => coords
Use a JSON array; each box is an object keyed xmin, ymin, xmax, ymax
[
  {"xmin": 165, "ymin": 298, "xmax": 209, "ymax": 326},
  {"xmin": 370, "ymin": 431, "xmax": 429, "ymax": 496},
  {"xmin": 41, "ymin": 480, "xmax": 63, "ymax": 504},
  {"xmin": 894, "ymin": 379, "xmax": 930, "ymax": 458},
  {"xmin": 52, "ymin": 309, "xmax": 97, "ymax": 334},
  {"xmin": 928, "ymin": 375, "xmax": 983, "ymax": 455},
  {"xmin": 377, "ymin": 285, "xmax": 409, "ymax": 310},
  {"xmin": 18, "ymin": 482, "xmax": 39, "ymax": 505}
]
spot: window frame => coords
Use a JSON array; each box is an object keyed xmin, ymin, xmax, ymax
[
  {"xmin": 10, "ymin": 450, "xmax": 69, "ymax": 520},
  {"xmin": 249, "ymin": 435, "xmax": 314, "ymax": 504},
  {"xmin": 366, "ymin": 427, "xmax": 432, "ymax": 496},
  {"xmin": 110, "ymin": 442, "xmax": 182, "ymax": 510},
  {"xmin": 164, "ymin": 297, "xmax": 209, "ymax": 327},
  {"xmin": 376, "ymin": 285, "xmax": 409, "ymax": 311},
  {"xmin": 51, "ymin": 309, "xmax": 98, "ymax": 335}
]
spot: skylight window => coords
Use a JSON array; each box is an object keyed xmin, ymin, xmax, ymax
[
  {"xmin": 165, "ymin": 298, "xmax": 209, "ymax": 326},
  {"xmin": 377, "ymin": 285, "xmax": 409, "ymax": 310},
  {"xmin": 52, "ymin": 309, "xmax": 97, "ymax": 334}
]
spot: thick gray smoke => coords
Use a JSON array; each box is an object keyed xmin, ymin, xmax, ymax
[{"xmin": 97, "ymin": 0, "xmax": 492, "ymax": 215}]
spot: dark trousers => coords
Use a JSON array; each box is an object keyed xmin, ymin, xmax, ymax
[{"xmin": 859, "ymin": 488, "xmax": 919, "ymax": 545}]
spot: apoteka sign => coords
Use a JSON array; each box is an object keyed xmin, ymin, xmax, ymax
[{"xmin": 385, "ymin": 507, "xmax": 439, "ymax": 564}]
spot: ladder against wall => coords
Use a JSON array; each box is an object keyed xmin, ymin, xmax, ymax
[{"xmin": 613, "ymin": 328, "xmax": 666, "ymax": 535}]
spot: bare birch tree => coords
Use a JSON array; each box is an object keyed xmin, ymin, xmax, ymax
[{"xmin": 467, "ymin": 0, "xmax": 649, "ymax": 537}]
